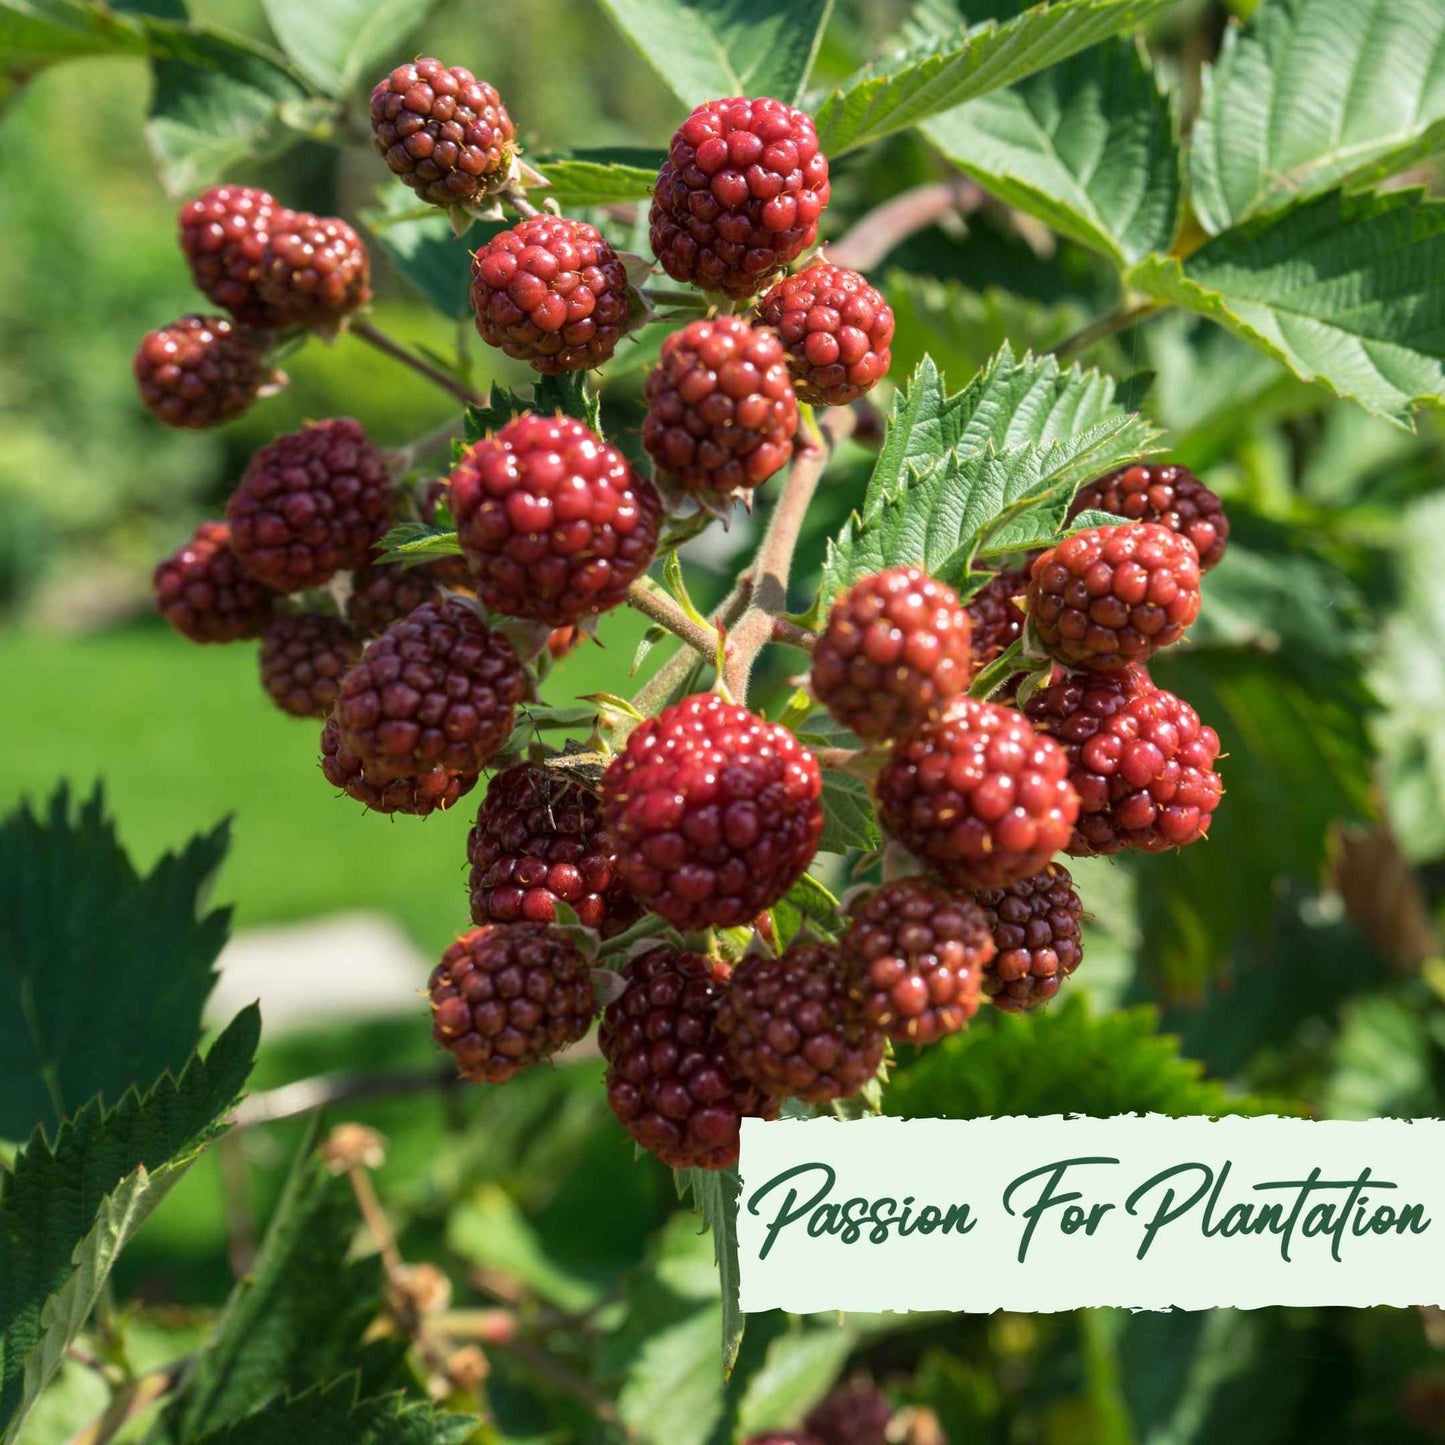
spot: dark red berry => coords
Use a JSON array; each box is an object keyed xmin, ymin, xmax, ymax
[
  {"xmin": 333, "ymin": 597, "xmax": 525, "ymax": 780},
  {"xmin": 804, "ymin": 1381, "xmax": 893, "ymax": 1445},
  {"xmin": 470, "ymin": 216, "xmax": 631, "ymax": 374},
  {"xmin": 718, "ymin": 941, "xmax": 884, "ymax": 1101},
  {"xmin": 134, "ymin": 315, "xmax": 267, "ymax": 429},
  {"xmin": 756, "ymin": 262, "xmax": 893, "ymax": 405},
  {"xmin": 430, "ymin": 924, "xmax": 595, "ymax": 1083},
  {"xmin": 320, "ymin": 717, "xmax": 477, "ymax": 816},
  {"xmin": 154, "ymin": 521, "xmax": 275, "ymax": 642},
  {"xmin": 642, "ymin": 315, "xmax": 798, "ymax": 495},
  {"xmin": 450, "ymin": 414, "xmax": 661, "ymax": 625},
  {"xmin": 650, "ymin": 97, "xmax": 830, "ymax": 298},
  {"xmin": 742, "ymin": 1437, "xmax": 822, "ymax": 1445},
  {"xmin": 178, "ymin": 185, "xmax": 292, "ymax": 328},
  {"xmin": 601, "ymin": 692, "xmax": 823, "ymax": 930},
  {"xmin": 811, "ymin": 568, "xmax": 972, "ymax": 742},
  {"xmin": 1071, "ymin": 463, "xmax": 1229, "ymax": 572},
  {"xmin": 1027, "ymin": 523, "xmax": 1202, "ymax": 672},
  {"xmin": 974, "ymin": 864, "xmax": 1083, "ymax": 1012},
  {"xmin": 966, "ymin": 567, "xmax": 1029, "ymax": 670},
  {"xmin": 599, "ymin": 947, "xmax": 778, "ymax": 1170},
  {"xmin": 370, "ymin": 58, "xmax": 515, "ymax": 209},
  {"xmin": 258, "ymin": 612, "xmax": 361, "ymax": 718},
  {"xmin": 257, "ymin": 212, "xmax": 371, "ymax": 329},
  {"xmin": 875, "ymin": 697, "xmax": 1079, "ymax": 889},
  {"xmin": 345, "ymin": 562, "xmax": 443, "ymax": 637},
  {"xmin": 840, "ymin": 877, "xmax": 993, "ymax": 1044},
  {"xmin": 1025, "ymin": 666, "xmax": 1222, "ymax": 854},
  {"xmin": 467, "ymin": 761, "xmax": 639, "ymax": 937},
  {"xmin": 227, "ymin": 418, "xmax": 392, "ymax": 592}
]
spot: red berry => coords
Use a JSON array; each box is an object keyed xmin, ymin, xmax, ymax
[
  {"xmin": 1027, "ymin": 522, "xmax": 1202, "ymax": 671},
  {"xmin": 642, "ymin": 315, "xmax": 798, "ymax": 495},
  {"xmin": 547, "ymin": 624, "xmax": 582, "ymax": 659},
  {"xmin": 430, "ymin": 924, "xmax": 595, "ymax": 1083},
  {"xmin": 804, "ymin": 1381, "xmax": 893, "ymax": 1445},
  {"xmin": 333, "ymin": 597, "xmax": 525, "ymax": 780},
  {"xmin": 650, "ymin": 97, "xmax": 830, "ymax": 298},
  {"xmin": 875, "ymin": 697, "xmax": 1079, "ymax": 889},
  {"xmin": 370, "ymin": 58, "xmax": 515, "ymax": 209},
  {"xmin": 227, "ymin": 418, "xmax": 392, "ymax": 592},
  {"xmin": 258, "ymin": 213, "xmax": 371, "ymax": 329},
  {"xmin": 974, "ymin": 864, "xmax": 1083, "ymax": 1012},
  {"xmin": 811, "ymin": 567, "xmax": 972, "ymax": 742},
  {"xmin": 470, "ymin": 216, "xmax": 631, "ymax": 374},
  {"xmin": 966, "ymin": 567, "xmax": 1029, "ymax": 670},
  {"xmin": 840, "ymin": 877, "xmax": 993, "ymax": 1044},
  {"xmin": 756, "ymin": 262, "xmax": 894, "ymax": 405},
  {"xmin": 134, "ymin": 315, "xmax": 267, "ymax": 429},
  {"xmin": 1025, "ymin": 666, "xmax": 1222, "ymax": 854},
  {"xmin": 258, "ymin": 612, "xmax": 361, "ymax": 718},
  {"xmin": 717, "ymin": 941, "xmax": 885, "ymax": 1101},
  {"xmin": 450, "ymin": 414, "xmax": 661, "ymax": 625},
  {"xmin": 599, "ymin": 947, "xmax": 778, "ymax": 1170},
  {"xmin": 345, "ymin": 562, "xmax": 443, "ymax": 637},
  {"xmin": 1071, "ymin": 463, "xmax": 1229, "ymax": 572},
  {"xmin": 154, "ymin": 521, "xmax": 275, "ymax": 642},
  {"xmin": 601, "ymin": 693, "xmax": 823, "ymax": 929},
  {"xmin": 320, "ymin": 717, "xmax": 477, "ymax": 816},
  {"xmin": 467, "ymin": 762, "xmax": 639, "ymax": 937},
  {"xmin": 178, "ymin": 185, "xmax": 292, "ymax": 329}
]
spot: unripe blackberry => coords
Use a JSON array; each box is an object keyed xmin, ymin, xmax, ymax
[
  {"xmin": 227, "ymin": 418, "xmax": 392, "ymax": 592},
  {"xmin": 599, "ymin": 947, "xmax": 778, "ymax": 1170},
  {"xmin": 257, "ymin": 213, "xmax": 371, "ymax": 329},
  {"xmin": 450, "ymin": 414, "xmax": 660, "ymax": 625},
  {"xmin": 1071, "ymin": 463, "xmax": 1229, "ymax": 572},
  {"xmin": 320, "ymin": 717, "xmax": 477, "ymax": 816},
  {"xmin": 756, "ymin": 262, "xmax": 894, "ymax": 405},
  {"xmin": 718, "ymin": 941, "xmax": 884, "ymax": 1101},
  {"xmin": 370, "ymin": 58, "xmax": 515, "ymax": 209},
  {"xmin": 154, "ymin": 521, "xmax": 275, "ymax": 642},
  {"xmin": 975, "ymin": 864, "xmax": 1083, "ymax": 1012},
  {"xmin": 430, "ymin": 924, "xmax": 595, "ymax": 1083},
  {"xmin": 1025, "ymin": 666, "xmax": 1222, "ymax": 854},
  {"xmin": 333, "ymin": 597, "xmax": 525, "ymax": 780},
  {"xmin": 804, "ymin": 1381, "xmax": 893, "ymax": 1445},
  {"xmin": 875, "ymin": 697, "xmax": 1079, "ymax": 889},
  {"xmin": 1027, "ymin": 523, "xmax": 1202, "ymax": 672},
  {"xmin": 467, "ymin": 761, "xmax": 638, "ymax": 937},
  {"xmin": 642, "ymin": 315, "xmax": 798, "ymax": 495},
  {"xmin": 470, "ymin": 216, "xmax": 631, "ymax": 374},
  {"xmin": 811, "ymin": 568, "xmax": 971, "ymax": 742},
  {"xmin": 258, "ymin": 612, "xmax": 361, "ymax": 718},
  {"xmin": 650, "ymin": 97, "xmax": 830, "ymax": 298},
  {"xmin": 601, "ymin": 692, "xmax": 823, "ymax": 930},
  {"xmin": 345, "ymin": 562, "xmax": 442, "ymax": 637},
  {"xmin": 840, "ymin": 877, "xmax": 993, "ymax": 1044},
  {"xmin": 178, "ymin": 185, "xmax": 291, "ymax": 328},
  {"xmin": 966, "ymin": 567, "xmax": 1029, "ymax": 669},
  {"xmin": 134, "ymin": 315, "xmax": 267, "ymax": 429}
]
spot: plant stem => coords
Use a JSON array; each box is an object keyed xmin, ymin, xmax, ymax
[
  {"xmin": 629, "ymin": 575, "xmax": 754, "ymax": 715},
  {"xmin": 625, "ymin": 578, "xmax": 718, "ymax": 657},
  {"xmin": 827, "ymin": 176, "xmax": 983, "ymax": 271},
  {"xmin": 232, "ymin": 1066, "xmax": 459, "ymax": 1128},
  {"xmin": 770, "ymin": 616, "xmax": 818, "ymax": 650},
  {"xmin": 1053, "ymin": 301, "xmax": 1160, "ymax": 362},
  {"xmin": 504, "ymin": 187, "xmax": 541, "ymax": 219},
  {"xmin": 967, "ymin": 640, "xmax": 1026, "ymax": 699},
  {"xmin": 350, "ymin": 319, "xmax": 482, "ymax": 407}
]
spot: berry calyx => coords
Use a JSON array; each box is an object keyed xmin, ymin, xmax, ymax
[
  {"xmin": 756, "ymin": 262, "xmax": 894, "ymax": 405},
  {"xmin": 320, "ymin": 717, "xmax": 477, "ymax": 816},
  {"xmin": 257, "ymin": 213, "xmax": 371, "ymax": 329},
  {"xmin": 875, "ymin": 696, "xmax": 1079, "ymax": 889},
  {"xmin": 467, "ymin": 761, "xmax": 638, "ymax": 937},
  {"xmin": 1071, "ymin": 463, "xmax": 1229, "ymax": 572},
  {"xmin": 134, "ymin": 315, "xmax": 268, "ymax": 429},
  {"xmin": 470, "ymin": 216, "xmax": 631, "ymax": 374},
  {"xmin": 642, "ymin": 315, "xmax": 798, "ymax": 496},
  {"xmin": 1027, "ymin": 522, "xmax": 1202, "ymax": 672},
  {"xmin": 601, "ymin": 692, "xmax": 823, "ymax": 929},
  {"xmin": 717, "ymin": 941, "xmax": 885, "ymax": 1101},
  {"xmin": 258, "ymin": 612, "xmax": 361, "ymax": 718},
  {"xmin": 449, "ymin": 414, "xmax": 661, "ymax": 625},
  {"xmin": 840, "ymin": 876, "xmax": 993, "ymax": 1044},
  {"xmin": 153, "ymin": 521, "xmax": 276, "ymax": 643},
  {"xmin": 345, "ymin": 562, "xmax": 442, "ymax": 638},
  {"xmin": 974, "ymin": 863, "xmax": 1084, "ymax": 1012},
  {"xmin": 599, "ymin": 947, "xmax": 777, "ymax": 1170},
  {"xmin": 430, "ymin": 924, "xmax": 595, "ymax": 1084},
  {"xmin": 226, "ymin": 418, "xmax": 393, "ymax": 592},
  {"xmin": 178, "ymin": 185, "xmax": 291, "ymax": 329},
  {"xmin": 811, "ymin": 567, "xmax": 972, "ymax": 742},
  {"xmin": 650, "ymin": 97, "xmax": 830, "ymax": 298}
]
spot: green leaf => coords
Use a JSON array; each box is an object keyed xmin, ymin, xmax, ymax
[
  {"xmin": 736, "ymin": 1325, "xmax": 860, "ymax": 1435},
  {"xmin": 363, "ymin": 184, "xmax": 489, "ymax": 320},
  {"xmin": 534, "ymin": 371, "xmax": 603, "ymax": 432},
  {"xmin": 813, "ymin": 0, "xmax": 1173, "ymax": 156},
  {"xmin": 464, "ymin": 383, "xmax": 534, "ymax": 441},
  {"xmin": 923, "ymin": 36, "xmax": 1180, "ymax": 265},
  {"xmin": 673, "ymin": 1167, "xmax": 745, "ymax": 1376},
  {"xmin": 0, "ymin": 0, "xmax": 151, "ymax": 62},
  {"xmin": 0, "ymin": 1006, "xmax": 261, "ymax": 1444},
  {"xmin": 1189, "ymin": 0, "xmax": 1445, "ymax": 234},
  {"xmin": 375, "ymin": 522, "xmax": 463, "ymax": 568},
  {"xmin": 0, "ymin": 784, "xmax": 230, "ymax": 1140},
  {"xmin": 260, "ymin": 0, "xmax": 437, "ymax": 95},
  {"xmin": 771, "ymin": 872, "xmax": 842, "ymax": 951},
  {"xmin": 594, "ymin": 0, "xmax": 833, "ymax": 109},
  {"xmin": 533, "ymin": 150, "xmax": 661, "ymax": 208},
  {"xmin": 1127, "ymin": 187, "xmax": 1445, "ymax": 425}
]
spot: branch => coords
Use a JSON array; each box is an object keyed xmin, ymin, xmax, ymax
[
  {"xmin": 1052, "ymin": 300, "xmax": 1160, "ymax": 362},
  {"xmin": 625, "ymin": 577, "xmax": 718, "ymax": 658},
  {"xmin": 827, "ymin": 177, "xmax": 982, "ymax": 271},
  {"xmin": 350, "ymin": 319, "xmax": 482, "ymax": 407},
  {"xmin": 630, "ymin": 574, "xmax": 754, "ymax": 715},
  {"xmin": 232, "ymin": 1065, "xmax": 457, "ymax": 1128}
]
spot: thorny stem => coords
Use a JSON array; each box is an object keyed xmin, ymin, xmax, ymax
[
  {"xmin": 351, "ymin": 319, "xmax": 482, "ymax": 407},
  {"xmin": 770, "ymin": 616, "xmax": 818, "ymax": 651},
  {"xmin": 1053, "ymin": 300, "xmax": 1160, "ymax": 362},
  {"xmin": 827, "ymin": 176, "xmax": 983, "ymax": 271},
  {"xmin": 624, "ymin": 578, "xmax": 718, "ymax": 658}
]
